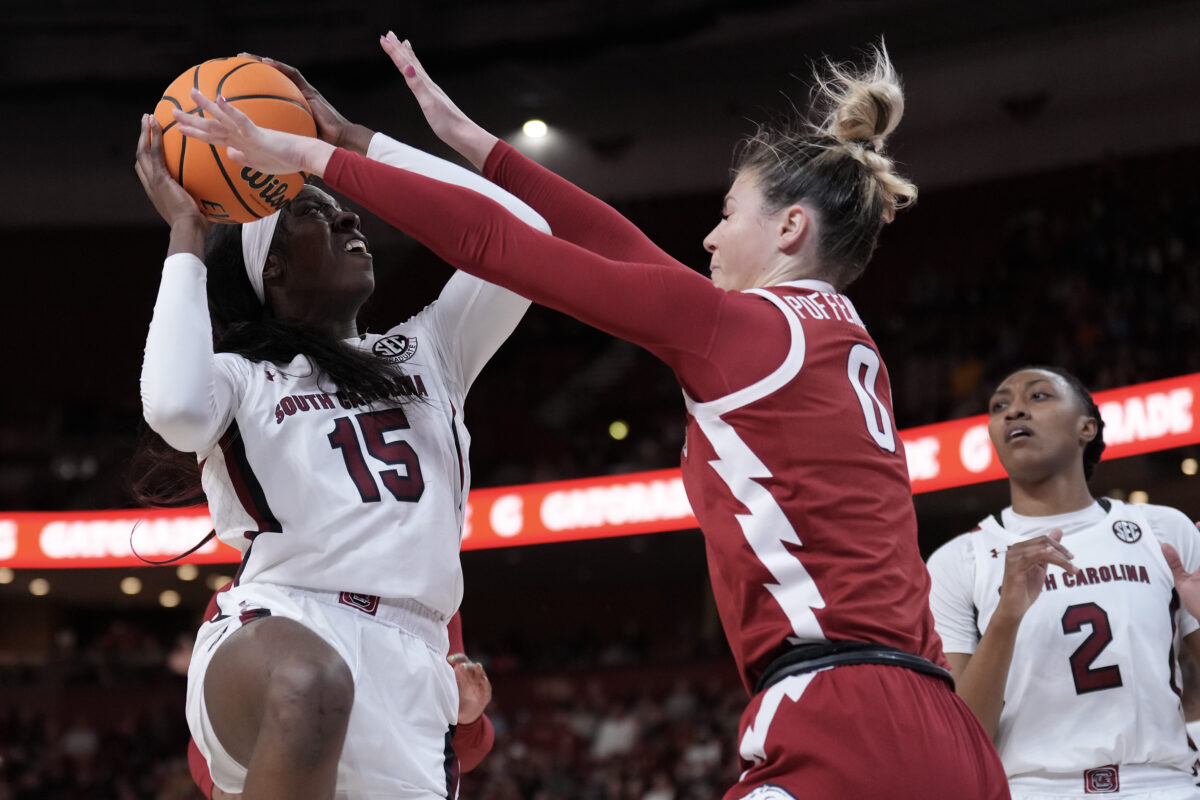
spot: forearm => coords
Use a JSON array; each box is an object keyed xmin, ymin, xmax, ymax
[
  {"xmin": 453, "ymin": 714, "xmax": 495, "ymax": 773},
  {"xmin": 953, "ymin": 616, "xmax": 1021, "ymax": 740},
  {"xmin": 336, "ymin": 123, "xmax": 374, "ymax": 156},
  {"xmin": 443, "ymin": 121, "xmax": 497, "ymax": 172},
  {"xmin": 141, "ymin": 254, "xmax": 231, "ymax": 452},
  {"xmin": 367, "ymin": 134, "xmax": 548, "ymax": 233},
  {"xmin": 323, "ymin": 148, "xmax": 720, "ymax": 359},
  {"xmin": 483, "ymin": 141, "xmax": 686, "ymax": 268},
  {"xmin": 166, "ymin": 217, "xmax": 208, "ymax": 258}
]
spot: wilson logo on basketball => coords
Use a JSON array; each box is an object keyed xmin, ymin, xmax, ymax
[
  {"xmin": 373, "ymin": 335, "xmax": 418, "ymax": 363},
  {"xmin": 1112, "ymin": 520, "xmax": 1142, "ymax": 543},
  {"xmin": 241, "ymin": 169, "xmax": 292, "ymax": 211}
]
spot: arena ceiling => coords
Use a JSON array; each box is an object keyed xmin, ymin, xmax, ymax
[{"xmin": 1, "ymin": 0, "xmax": 1198, "ymax": 226}]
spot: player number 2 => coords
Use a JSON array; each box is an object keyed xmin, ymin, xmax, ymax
[
  {"xmin": 846, "ymin": 344, "xmax": 896, "ymax": 452},
  {"xmin": 328, "ymin": 409, "xmax": 425, "ymax": 503},
  {"xmin": 1061, "ymin": 602, "xmax": 1123, "ymax": 694}
]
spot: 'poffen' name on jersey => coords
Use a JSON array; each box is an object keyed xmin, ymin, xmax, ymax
[
  {"xmin": 1042, "ymin": 562, "xmax": 1152, "ymax": 592},
  {"xmin": 782, "ymin": 292, "xmax": 865, "ymax": 329},
  {"xmin": 273, "ymin": 375, "xmax": 429, "ymax": 424}
]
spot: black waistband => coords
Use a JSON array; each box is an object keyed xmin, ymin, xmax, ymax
[{"xmin": 754, "ymin": 641, "xmax": 954, "ymax": 695}]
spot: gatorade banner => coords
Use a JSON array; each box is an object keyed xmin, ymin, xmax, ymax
[{"xmin": 2, "ymin": 373, "xmax": 1197, "ymax": 567}]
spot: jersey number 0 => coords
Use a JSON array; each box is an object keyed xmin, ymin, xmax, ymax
[{"xmin": 847, "ymin": 344, "xmax": 897, "ymax": 452}]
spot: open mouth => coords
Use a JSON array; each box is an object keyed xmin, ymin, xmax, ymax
[
  {"xmin": 344, "ymin": 238, "xmax": 370, "ymax": 255},
  {"xmin": 1006, "ymin": 426, "xmax": 1032, "ymax": 442}
]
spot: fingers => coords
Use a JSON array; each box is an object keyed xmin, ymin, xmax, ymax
[
  {"xmin": 135, "ymin": 115, "xmax": 167, "ymax": 189},
  {"xmin": 262, "ymin": 56, "xmax": 311, "ymax": 90},
  {"xmin": 136, "ymin": 113, "xmax": 150, "ymax": 159},
  {"xmin": 1007, "ymin": 533, "xmax": 1076, "ymax": 574},
  {"xmin": 380, "ymin": 31, "xmax": 417, "ymax": 79},
  {"xmin": 172, "ymin": 90, "xmax": 252, "ymax": 145},
  {"xmin": 1163, "ymin": 543, "xmax": 1191, "ymax": 582}
]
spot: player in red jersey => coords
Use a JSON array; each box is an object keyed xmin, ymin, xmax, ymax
[{"xmin": 173, "ymin": 36, "xmax": 1009, "ymax": 798}]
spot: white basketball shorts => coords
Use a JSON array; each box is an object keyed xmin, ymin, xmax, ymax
[{"xmin": 185, "ymin": 581, "xmax": 458, "ymax": 799}]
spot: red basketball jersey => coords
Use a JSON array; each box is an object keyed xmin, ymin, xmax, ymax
[{"xmin": 681, "ymin": 281, "xmax": 946, "ymax": 691}]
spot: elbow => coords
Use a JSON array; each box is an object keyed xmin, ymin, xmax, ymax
[{"xmin": 142, "ymin": 397, "xmax": 215, "ymax": 453}]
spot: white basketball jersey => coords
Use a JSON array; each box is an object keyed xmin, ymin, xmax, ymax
[
  {"xmin": 928, "ymin": 500, "xmax": 1200, "ymax": 782},
  {"xmin": 199, "ymin": 272, "xmax": 527, "ymax": 618}
]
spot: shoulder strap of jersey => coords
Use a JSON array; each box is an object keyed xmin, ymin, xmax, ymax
[{"xmin": 682, "ymin": 287, "xmax": 806, "ymax": 419}]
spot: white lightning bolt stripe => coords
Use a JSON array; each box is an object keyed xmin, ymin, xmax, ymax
[
  {"xmin": 685, "ymin": 283, "xmax": 826, "ymax": 642},
  {"xmin": 698, "ymin": 414, "xmax": 826, "ymax": 641},
  {"xmin": 738, "ymin": 672, "xmax": 819, "ymax": 773}
]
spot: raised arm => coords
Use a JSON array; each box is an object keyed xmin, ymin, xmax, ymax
[
  {"xmin": 135, "ymin": 115, "xmax": 240, "ymax": 454},
  {"xmin": 380, "ymin": 34, "xmax": 685, "ymax": 269},
  {"xmin": 172, "ymin": 89, "xmax": 789, "ymax": 399},
  {"xmin": 329, "ymin": 149, "xmax": 722, "ymax": 364}
]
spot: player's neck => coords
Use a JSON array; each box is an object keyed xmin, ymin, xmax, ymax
[{"xmin": 1008, "ymin": 472, "xmax": 1094, "ymax": 517}]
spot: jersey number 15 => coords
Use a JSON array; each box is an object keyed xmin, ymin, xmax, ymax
[{"xmin": 328, "ymin": 409, "xmax": 426, "ymax": 502}]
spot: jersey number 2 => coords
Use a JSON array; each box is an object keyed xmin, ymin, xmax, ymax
[
  {"xmin": 847, "ymin": 344, "xmax": 896, "ymax": 452},
  {"xmin": 1062, "ymin": 602, "xmax": 1123, "ymax": 694},
  {"xmin": 328, "ymin": 409, "xmax": 425, "ymax": 503}
]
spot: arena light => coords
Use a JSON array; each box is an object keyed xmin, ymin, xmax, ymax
[
  {"xmin": 206, "ymin": 574, "xmax": 233, "ymax": 592},
  {"xmin": 176, "ymin": 563, "xmax": 199, "ymax": 581},
  {"xmin": 522, "ymin": 119, "xmax": 548, "ymax": 139},
  {"xmin": 29, "ymin": 578, "xmax": 50, "ymax": 596},
  {"xmin": 159, "ymin": 590, "xmax": 181, "ymax": 608},
  {"xmin": 1183, "ymin": 458, "xmax": 1198, "ymax": 476},
  {"xmin": 0, "ymin": 567, "xmax": 13, "ymax": 584},
  {"xmin": 119, "ymin": 576, "xmax": 142, "ymax": 595},
  {"xmin": 1128, "ymin": 490, "xmax": 1150, "ymax": 504},
  {"xmin": 609, "ymin": 420, "xmax": 630, "ymax": 441}
]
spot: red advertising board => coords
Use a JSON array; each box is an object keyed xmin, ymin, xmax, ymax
[{"xmin": 2, "ymin": 374, "xmax": 1197, "ymax": 568}]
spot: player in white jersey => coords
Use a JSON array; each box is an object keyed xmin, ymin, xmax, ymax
[
  {"xmin": 134, "ymin": 60, "xmax": 548, "ymax": 800},
  {"xmin": 928, "ymin": 366, "xmax": 1200, "ymax": 799}
]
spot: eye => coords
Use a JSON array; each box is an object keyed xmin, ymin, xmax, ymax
[
  {"xmin": 1031, "ymin": 391, "xmax": 1050, "ymax": 401},
  {"xmin": 989, "ymin": 400, "xmax": 1007, "ymax": 413}
]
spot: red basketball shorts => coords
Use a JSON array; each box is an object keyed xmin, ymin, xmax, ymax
[{"xmin": 725, "ymin": 663, "xmax": 1010, "ymax": 800}]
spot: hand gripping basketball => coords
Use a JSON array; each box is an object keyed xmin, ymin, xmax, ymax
[{"xmin": 172, "ymin": 89, "xmax": 333, "ymax": 179}]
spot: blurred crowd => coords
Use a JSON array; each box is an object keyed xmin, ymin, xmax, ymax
[
  {"xmin": 4, "ymin": 149, "xmax": 1198, "ymax": 511},
  {"xmin": 0, "ymin": 695, "xmax": 195, "ymax": 800},
  {"xmin": 0, "ymin": 610, "xmax": 744, "ymax": 800},
  {"xmin": 3, "ymin": 149, "xmax": 1200, "ymax": 796},
  {"xmin": 460, "ymin": 675, "xmax": 744, "ymax": 800}
]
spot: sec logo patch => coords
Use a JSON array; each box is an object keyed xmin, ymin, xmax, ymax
[
  {"xmin": 372, "ymin": 334, "xmax": 418, "ymax": 363},
  {"xmin": 1112, "ymin": 520, "xmax": 1142, "ymax": 543}
]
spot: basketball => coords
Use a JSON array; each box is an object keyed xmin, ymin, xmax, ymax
[{"xmin": 153, "ymin": 57, "xmax": 316, "ymax": 224}]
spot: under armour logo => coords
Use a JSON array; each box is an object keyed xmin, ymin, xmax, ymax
[{"xmin": 990, "ymin": 548, "xmax": 1001, "ymax": 559}]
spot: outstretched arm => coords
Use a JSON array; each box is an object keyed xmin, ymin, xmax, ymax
[
  {"xmin": 171, "ymin": 89, "xmax": 790, "ymax": 397},
  {"xmin": 381, "ymin": 34, "xmax": 686, "ymax": 269}
]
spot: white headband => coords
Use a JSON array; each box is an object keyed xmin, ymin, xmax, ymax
[{"xmin": 240, "ymin": 213, "xmax": 281, "ymax": 304}]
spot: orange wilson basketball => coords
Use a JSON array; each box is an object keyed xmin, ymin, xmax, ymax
[{"xmin": 154, "ymin": 57, "xmax": 316, "ymax": 224}]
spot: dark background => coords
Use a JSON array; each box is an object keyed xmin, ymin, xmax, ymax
[{"xmin": 1, "ymin": 2, "xmax": 1200, "ymax": 795}]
